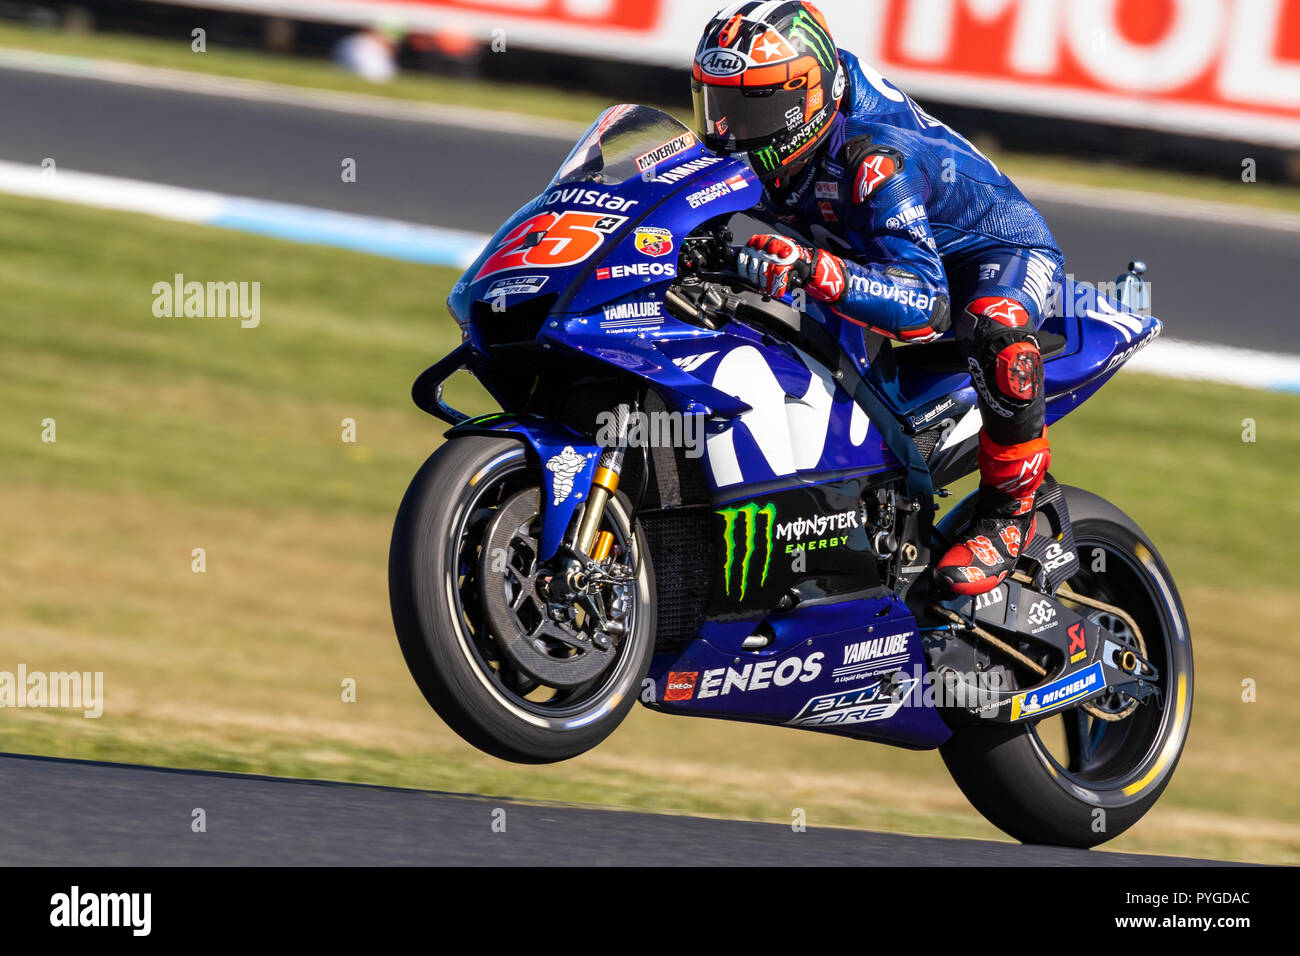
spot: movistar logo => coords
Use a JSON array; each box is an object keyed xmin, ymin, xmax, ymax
[
  {"xmin": 789, "ymin": 10, "xmax": 836, "ymax": 72},
  {"xmin": 717, "ymin": 501, "xmax": 776, "ymax": 600}
]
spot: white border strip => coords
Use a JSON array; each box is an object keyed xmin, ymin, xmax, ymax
[
  {"xmin": 0, "ymin": 159, "xmax": 488, "ymax": 268},
  {"xmin": 1126, "ymin": 339, "xmax": 1300, "ymax": 392}
]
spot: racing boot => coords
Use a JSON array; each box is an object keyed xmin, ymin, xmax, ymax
[{"xmin": 936, "ymin": 429, "xmax": 1049, "ymax": 595}]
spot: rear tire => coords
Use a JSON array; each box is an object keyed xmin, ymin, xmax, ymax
[
  {"xmin": 939, "ymin": 487, "xmax": 1194, "ymax": 847},
  {"xmin": 389, "ymin": 436, "xmax": 656, "ymax": 764}
]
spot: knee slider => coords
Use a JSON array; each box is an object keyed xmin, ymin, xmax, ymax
[{"xmin": 994, "ymin": 339, "xmax": 1043, "ymax": 402}]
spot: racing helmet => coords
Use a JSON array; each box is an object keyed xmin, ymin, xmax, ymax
[{"xmin": 691, "ymin": 1, "xmax": 846, "ymax": 187}]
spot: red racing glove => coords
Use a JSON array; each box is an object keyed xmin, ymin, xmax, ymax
[{"xmin": 736, "ymin": 234, "xmax": 848, "ymax": 303}]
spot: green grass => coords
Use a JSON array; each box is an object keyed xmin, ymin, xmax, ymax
[
  {"xmin": 2, "ymin": 192, "xmax": 1298, "ymax": 863},
  {"xmin": 4, "ymin": 20, "xmax": 1300, "ymax": 215}
]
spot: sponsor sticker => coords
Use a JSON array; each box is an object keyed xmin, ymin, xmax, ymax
[
  {"xmin": 847, "ymin": 276, "xmax": 935, "ymax": 311},
  {"xmin": 1068, "ymin": 622, "xmax": 1088, "ymax": 664},
  {"xmin": 653, "ymin": 155, "xmax": 724, "ymax": 184},
  {"xmin": 635, "ymin": 132, "xmax": 697, "ymax": 173},
  {"xmin": 595, "ymin": 262, "xmax": 677, "ymax": 281},
  {"xmin": 684, "ymin": 174, "xmax": 749, "ymax": 209},
  {"xmin": 717, "ymin": 502, "xmax": 775, "ymax": 600},
  {"xmin": 696, "ymin": 652, "xmax": 825, "ymax": 700},
  {"xmin": 832, "ymin": 632, "xmax": 911, "ymax": 684},
  {"xmin": 699, "ymin": 48, "xmax": 747, "ymax": 77},
  {"xmin": 544, "ymin": 447, "xmax": 587, "ymax": 506},
  {"xmin": 1027, "ymin": 599, "xmax": 1058, "ymax": 633},
  {"xmin": 485, "ymin": 275, "xmax": 548, "ymax": 298},
  {"xmin": 601, "ymin": 299, "xmax": 663, "ymax": 330},
  {"xmin": 885, "ymin": 203, "xmax": 926, "ymax": 231},
  {"xmin": 544, "ymin": 187, "xmax": 640, "ymax": 212},
  {"xmin": 665, "ymin": 671, "xmax": 698, "ymax": 702},
  {"xmin": 1010, "ymin": 662, "xmax": 1105, "ymax": 721},
  {"xmin": 815, "ymin": 181, "xmax": 839, "ymax": 201},
  {"xmin": 788, "ymin": 677, "xmax": 919, "ymax": 727},
  {"xmin": 634, "ymin": 226, "xmax": 673, "ymax": 258}
]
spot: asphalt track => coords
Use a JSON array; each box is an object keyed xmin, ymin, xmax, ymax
[
  {"xmin": 0, "ymin": 63, "xmax": 1268, "ymax": 867},
  {"xmin": 2, "ymin": 65, "xmax": 1296, "ymax": 352},
  {"xmin": 0, "ymin": 754, "xmax": 1230, "ymax": 866}
]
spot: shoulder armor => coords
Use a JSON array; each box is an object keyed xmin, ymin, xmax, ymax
[{"xmin": 845, "ymin": 137, "xmax": 906, "ymax": 205}]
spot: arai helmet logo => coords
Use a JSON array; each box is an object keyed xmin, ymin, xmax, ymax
[{"xmin": 699, "ymin": 48, "xmax": 747, "ymax": 77}]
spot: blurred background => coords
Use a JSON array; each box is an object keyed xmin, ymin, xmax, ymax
[{"xmin": 1, "ymin": 0, "xmax": 1297, "ymax": 863}]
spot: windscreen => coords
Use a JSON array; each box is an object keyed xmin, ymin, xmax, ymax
[{"xmin": 551, "ymin": 105, "xmax": 704, "ymax": 187}]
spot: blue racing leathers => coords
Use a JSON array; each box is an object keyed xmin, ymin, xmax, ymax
[{"xmin": 752, "ymin": 48, "xmax": 1066, "ymax": 448}]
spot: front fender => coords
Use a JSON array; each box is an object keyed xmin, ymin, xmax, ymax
[{"xmin": 446, "ymin": 413, "xmax": 602, "ymax": 560}]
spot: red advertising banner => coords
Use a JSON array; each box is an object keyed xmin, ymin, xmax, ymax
[
  {"xmin": 860, "ymin": 0, "xmax": 1300, "ymax": 146},
  {"xmin": 150, "ymin": 0, "xmax": 1300, "ymax": 145}
]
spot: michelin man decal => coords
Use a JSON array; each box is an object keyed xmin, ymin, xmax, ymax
[{"xmin": 545, "ymin": 446, "xmax": 586, "ymax": 505}]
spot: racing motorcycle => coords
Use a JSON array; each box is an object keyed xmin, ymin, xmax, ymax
[{"xmin": 389, "ymin": 105, "xmax": 1193, "ymax": 848}]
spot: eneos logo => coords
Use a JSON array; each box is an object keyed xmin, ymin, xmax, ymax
[{"xmin": 664, "ymin": 671, "xmax": 698, "ymax": 702}]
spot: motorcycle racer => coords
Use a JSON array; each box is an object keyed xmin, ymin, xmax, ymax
[{"xmin": 691, "ymin": 1, "xmax": 1065, "ymax": 596}]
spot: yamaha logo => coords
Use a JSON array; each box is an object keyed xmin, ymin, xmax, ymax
[{"xmin": 700, "ymin": 48, "xmax": 747, "ymax": 77}]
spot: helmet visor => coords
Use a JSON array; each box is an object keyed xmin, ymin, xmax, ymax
[{"xmin": 692, "ymin": 79, "xmax": 807, "ymax": 155}]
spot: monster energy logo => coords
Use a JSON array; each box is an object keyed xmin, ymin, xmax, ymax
[
  {"xmin": 717, "ymin": 502, "xmax": 776, "ymax": 600},
  {"xmin": 752, "ymin": 146, "xmax": 779, "ymax": 172},
  {"xmin": 789, "ymin": 10, "xmax": 837, "ymax": 73}
]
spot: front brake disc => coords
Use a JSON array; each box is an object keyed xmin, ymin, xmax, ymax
[{"xmin": 478, "ymin": 488, "xmax": 614, "ymax": 688}]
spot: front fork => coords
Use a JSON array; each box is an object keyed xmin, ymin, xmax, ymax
[
  {"xmin": 543, "ymin": 403, "xmax": 636, "ymax": 639},
  {"xmin": 570, "ymin": 402, "xmax": 633, "ymax": 562}
]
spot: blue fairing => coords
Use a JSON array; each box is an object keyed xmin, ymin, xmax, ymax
[{"xmin": 434, "ymin": 107, "xmax": 1162, "ymax": 752}]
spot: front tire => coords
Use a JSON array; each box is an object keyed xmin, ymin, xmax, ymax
[
  {"xmin": 939, "ymin": 487, "xmax": 1194, "ymax": 847},
  {"xmin": 389, "ymin": 436, "xmax": 656, "ymax": 764}
]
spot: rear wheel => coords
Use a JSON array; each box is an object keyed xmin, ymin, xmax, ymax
[
  {"xmin": 389, "ymin": 436, "xmax": 656, "ymax": 763},
  {"xmin": 939, "ymin": 487, "xmax": 1194, "ymax": 847}
]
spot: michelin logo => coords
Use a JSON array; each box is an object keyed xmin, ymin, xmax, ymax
[
  {"xmin": 545, "ymin": 446, "xmax": 586, "ymax": 505},
  {"xmin": 1010, "ymin": 662, "xmax": 1105, "ymax": 721}
]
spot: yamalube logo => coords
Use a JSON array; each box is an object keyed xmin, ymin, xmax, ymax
[
  {"xmin": 152, "ymin": 273, "xmax": 260, "ymax": 328},
  {"xmin": 699, "ymin": 48, "xmax": 747, "ymax": 77}
]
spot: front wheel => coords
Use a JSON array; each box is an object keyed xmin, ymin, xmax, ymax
[
  {"xmin": 939, "ymin": 487, "xmax": 1194, "ymax": 847},
  {"xmin": 389, "ymin": 436, "xmax": 656, "ymax": 764}
]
